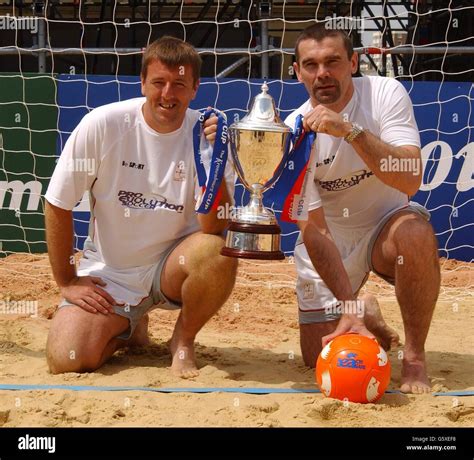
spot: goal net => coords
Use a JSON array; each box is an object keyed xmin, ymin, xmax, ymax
[{"xmin": 0, "ymin": 1, "xmax": 472, "ymax": 302}]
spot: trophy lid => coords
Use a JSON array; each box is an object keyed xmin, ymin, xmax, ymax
[{"xmin": 231, "ymin": 82, "xmax": 291, "ymax": 133}]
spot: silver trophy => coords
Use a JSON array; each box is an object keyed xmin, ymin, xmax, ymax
[{"xmin": 221, "ymin": 82, "xmax": 292, "ymax": 260}]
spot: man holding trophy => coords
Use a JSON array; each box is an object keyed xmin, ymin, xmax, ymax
[
  {"xmin": 211, "ymin": 23, "xmax": 439, "ymax": 394},
  {"xmin": 286, "ymin": 24, "xmax": 440, "ymax": 394},
  {"xmin": 45, "ymin": 36, "xmax": 238, "ymax": 379}
]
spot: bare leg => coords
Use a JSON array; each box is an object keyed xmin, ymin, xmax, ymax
[
  {"xmin": 47, "ymin": 305, "xmax": 152, "ymax": 374},
  {"xmin": 300, "ymin": 320, "xmax": 339, "ymax": 368},
  {"xmin": 299, "ymin": 294, "xmax": 399, "ymax": 368},
  {"xmin": 360, "ymin": 293, "xmax": 400, "ymax": 351},
  {"xmin": 160, "ymin": 232, "xmax": 238, "ymax": 378},
  {"xmin": 126, "ymin": 314, "xmax": 150, "ymax": 348},
  {"xmin": 372, "ymin": 211, "xmax": 440, "ymax": 393},
  {"xmin": 46, "ymin": 306, "xmax": 130, "ymax": 373}
]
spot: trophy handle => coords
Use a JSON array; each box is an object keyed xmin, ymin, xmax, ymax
[
  {"xmin": 229, "ymin": 129, "xmax": 251, "ymax": 190},
  {"xmin": 261, "ymin": 131, "xmax": 293, "ymax": 193}
]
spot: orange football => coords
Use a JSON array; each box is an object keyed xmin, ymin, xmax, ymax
[{"xmin": 316, "ymin": 333, "xmax": 391, "ymax": 403}]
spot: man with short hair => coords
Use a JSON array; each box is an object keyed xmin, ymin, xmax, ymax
[
  {"xmin": 45, "ymin": 36, "xmax": 237, "ymax": 378},
  {"xmin": 286, "ymin": 23, "xmax": 440, "ymax": 393}
]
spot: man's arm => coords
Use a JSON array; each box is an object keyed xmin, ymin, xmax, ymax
[
  {"xmin": 45, "ymin": 201, "xmax": 76, "ymax": 287},
  {"xmin": 303, "ymin": 108, "xmax": 422, "ymax": 196},
  {"xmin": 348, "ymin": 131, "xmax": 421, "ymax": 196},
  {"xmin": 45, "ymin": 200, "xmax": 116, "ymax": 314},
  {"xmin": 299, "ymin": 207, "xmax": 373, "ymax": 345},
  {"xmin": 196, "ymin": 181, "xmax": 232, "ymax": 235}
]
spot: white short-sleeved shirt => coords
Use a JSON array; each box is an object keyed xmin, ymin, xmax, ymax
[
  {"xmin": 284, "ymin": 76, "xmax": 420, "ymax": 231},
  {"xmin": 45, "ymin": 97, "xmax": 234, "ymax": 306}
]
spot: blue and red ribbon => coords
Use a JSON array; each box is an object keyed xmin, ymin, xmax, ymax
[
  {"xmin": 193, "ymin": 108, "xmax": 228, "ymax": 214},
  {"xmin": 263, "ymin": 115, "xmax": 316, "ymax": 222}
]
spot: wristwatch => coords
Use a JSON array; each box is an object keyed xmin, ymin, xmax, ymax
[{"xmin": 344, "ymin": 122, "xmax": 364, "ymax": 143}]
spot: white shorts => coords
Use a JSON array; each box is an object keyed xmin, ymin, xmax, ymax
[
  {"xmin": 295, "ymin": 202, "xmax": 430, "ymax": 324},
  {"xmin": 59, "ymin": 236, "xmax": 185, "ymax": 340}
]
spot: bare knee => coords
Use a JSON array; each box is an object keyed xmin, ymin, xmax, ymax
[
  {"xmin": 47, "ymin": 351, "xmax": 100, "ymax": 374},
  {"xmin": 46, "ymin": 334, "xmax": 101, "ymax": 374},
  {"xmin": 394, "ymin": 218, "xmax": 438, "ymax": 259},
  {"xmin": 46, "ymin": 307, "xmax": 125, "ymax": 374},
  {"xmin": 191, "ymin": 234, "xmax": 238, "ymax": 278}
]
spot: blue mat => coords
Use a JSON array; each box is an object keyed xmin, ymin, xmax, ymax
[
  {"xmin": 0, "ymin": 383, "xmax": 471, "ymax": 396},
  {"xmin": 433, "ymin": 390, "xmax": 474, "ymax": 397},
  {"xmin": 0, "ymin": 384, "xmax": 319, "ymax": 394}
]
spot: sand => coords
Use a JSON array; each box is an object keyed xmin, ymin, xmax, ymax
[{"xmin": 0, "ymin": 254, "xmax": 472, "ymax": 427}]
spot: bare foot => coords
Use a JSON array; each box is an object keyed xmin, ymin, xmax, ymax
[
  {"xmin": 127, "ymin": 314, "xmax": 150, "ymax": 347},
  {"xmin": 361, "ymin": 294, "xmax": 400, "ymax": 351},
  {"xmin": 168, "ymin": 336, "xmax": 199, "ymax": 379},
  {"xmin": 400, "ymin": 356, "xmax": 431, "ymax": 394}
]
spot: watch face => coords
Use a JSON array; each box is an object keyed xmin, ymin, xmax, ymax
[{"xmin": 345, "ymin": 122, "xmax": 363, "ymax": 142}]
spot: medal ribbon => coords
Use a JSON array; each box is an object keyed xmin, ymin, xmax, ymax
[
  {"xmin": 193, "ymin": 108, "xmax": 228, "ymax": 214},
  {"xmin": 263, "ymin": 115, "xmax": 316, "ymax": 222}
]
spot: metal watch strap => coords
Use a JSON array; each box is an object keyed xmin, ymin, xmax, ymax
[{"xmin": 344, "ymin": 122, "xmax": 364, "ymax": 143}]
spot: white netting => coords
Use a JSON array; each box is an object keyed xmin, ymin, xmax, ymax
[{"xmin": 0, "ymin": 1, "xmax": 472, "ymax": 301}]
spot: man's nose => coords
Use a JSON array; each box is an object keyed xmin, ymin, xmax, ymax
[
  {"xmin": 316, "ymin": 65, "xmax": 330, "ymax": 79},
  {"xmin": 161, "ymin": 82, "xmax": 174, "ymax": 99}
]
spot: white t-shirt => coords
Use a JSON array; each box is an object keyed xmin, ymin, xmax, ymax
[
  {"xmin": 46, "ymin": 97, "xmax": 234, "ymax": 306},
  {"xmin": 284, "ymin": 76, "xmax": 420, "ymax": 231}
]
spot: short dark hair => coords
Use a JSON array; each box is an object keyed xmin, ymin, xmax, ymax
[
  {"xmin": 295, "ymin": 23, "xmax": 354, "ymax": 62},
  {"xmin": 141, "ymin": 36, "xmax": 202, "ymax": 83}
]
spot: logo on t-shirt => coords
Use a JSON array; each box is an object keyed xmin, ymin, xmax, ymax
[
  {"xmin": 174, "ymin": 161, "xmax": 186, "ymax": 181},
  {"xmin": 122, "ymin": 160, "xmax": 145, "ymax": 170},
  {"xmin": 319, "ymin": 169, "xmax": 374, "ymax": 192},
  {"xmin": 118, "ymin": 190, "xmax": 184, "ymax": 213},
  {"xmin": 315, "ymin": 153, "xmax": 336, "ymax": 168}
]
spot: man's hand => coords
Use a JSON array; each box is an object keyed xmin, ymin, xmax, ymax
[
  {"xmin": 203, "ymin": 110, "xmax": 218, "ymax": 144},
  {"xmin": 303, "ymin": 105, "xmax": 352, "ymax": 138},
  {"xmin": 322, "ymin": 313, "xmax": 375, "ymax": 347},
  {"xmin": 60, "ymin": 276, "xmax": 118, "ymax": 315}
]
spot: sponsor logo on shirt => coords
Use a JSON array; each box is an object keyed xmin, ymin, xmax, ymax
[
  {"xmin": 118, "ymin": 190, "xmax": 184, "ymax": 213},
  {"xmin": 174, "ymin": 160, "xmax": 186, "ymax": 181},
  {"xmin": 319, "ymin": 169, "xmax": 374, "ymax": 192},
  {"xmin": 122, "ymin": 160, "xmax": 145, "ymax": 170},
  {"xmin": 315, "ymin": 153, "xmax": 336, "ymax": 168}
]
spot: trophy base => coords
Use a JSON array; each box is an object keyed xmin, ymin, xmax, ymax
[{"xmin": 221, "ymin": 222, "xmax": 285, "ymax": 260}]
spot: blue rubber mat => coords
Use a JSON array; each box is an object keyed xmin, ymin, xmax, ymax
[
  {"xmin": 0, "ymin": 384, "xmax": 319, "ymax": 394},
  {"xmin": 0, "ymin": 383, "xmax": 470, "ymax": 396}
]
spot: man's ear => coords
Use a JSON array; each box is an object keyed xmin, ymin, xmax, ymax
[
  {"xmin": 293, "ymin": 62, "xmax": 301, "ymax": 81},
  {"xmin": 192, "ymin": 79, "xmax": 200, "ymax": 99},
  {"xmin": 140, "ymin": 74, "xmax": 146, "ymax": 96},
  {"xmin": 350, "ymin": 52, "xmax": 358, "ymax": 75}
]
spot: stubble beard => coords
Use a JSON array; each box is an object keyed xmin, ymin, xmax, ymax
[{"xmin": 312, "ymin": 79, "xmax": 341, "ymax": 105}]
